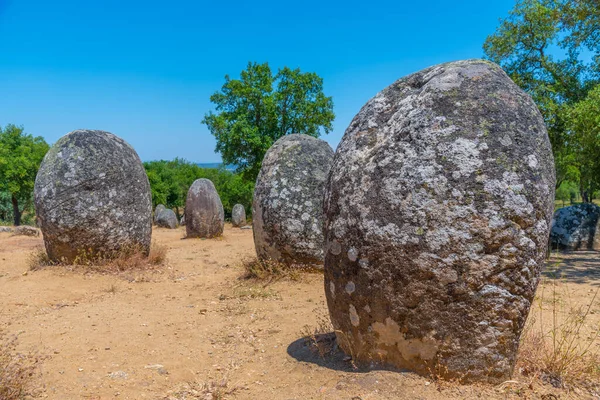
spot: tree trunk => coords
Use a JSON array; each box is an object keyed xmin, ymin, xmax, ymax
[{"xmin": 11, "ymin": 194, "xmax": 21, "ymax": 226}]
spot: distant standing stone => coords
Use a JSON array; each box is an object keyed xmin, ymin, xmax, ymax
[
  {"xmin": 231, "ymin": 204, "xmax": 246, "ymax": 227},
  {"xmin": 550, "ymin": 203, "xmax": 600, "ymax": 251},
  {"xmin": 34, "ymin": 129, "xmax": 152, "ymax": 262},
  {"xmin": 185, "ymin": 179, "xmax": 224, "ymax": 238},
  {"xmin": 0, "ymin": 227, "xmax": 12, "ymax": 233},
  {"xmin": 253, "ymin": 134, "xmax": 334, "ymax": 267},
  {"xmin": 324, "ymin": 60, "xmax": 556, "ymax": 383},
  {"xmin": 180, "ymin": 214, "xmax": 185, "ymax": 226},
  {"xmin": 154, "ymin": 204, "xmax": 166, "ymax": 224},
  {"xmin": 155, "ymin": 208, "xmax": 178, "ymax": 229}
]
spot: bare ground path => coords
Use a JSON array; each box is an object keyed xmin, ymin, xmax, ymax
[{"xmin": 1, "ymin": 227, "xmax": 598, "ymax": 399}]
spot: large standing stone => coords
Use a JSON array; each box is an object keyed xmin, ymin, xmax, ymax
[
  {"xmin": 155, "ymin": 208, "xmax": 178, "ymax": 229},
  {"xmin": 34, "ymin": 129, "xmax": 152, "ymax": 262},
  {"xmin": 185, "ymin": 179, "xmax": 224, "ymax": 238},
  {"xmin": 323, "ymin": 60, "xmax": 556, "ymax": 383},
  {"xmin": 550, "ymin": 203, "xmax": 600, "ymax": 251},
  {"xmin": 231, "ymin": 204, "xmax": 246, "ymax": 227},
  {"xmin": 253, "ymin": 134, "xmax": 334, "ymax": 267}
]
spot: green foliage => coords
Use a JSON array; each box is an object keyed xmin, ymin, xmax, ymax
[
  {"xmin": 203, "ymin": 62, "xmax": 335, "ymax": 182},
  {"xmin": 143, "ymin": 159, "xmax": 254, "ymax": 219},
  {"xmin": 0, "ymin": 124, "xmax": 49, "ymax": 225},
  {"xmin": 483, "ymin": 0, "xmax": 600, "ymax": 198}
]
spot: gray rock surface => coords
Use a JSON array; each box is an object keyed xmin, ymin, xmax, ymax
[
  {"xmin": 12, "ymin": 226, "xmax": 39, "ymax": 236},
  {"xmin": 154, "ymin": 204, "xmax": 166, "ymax": 223},
  {"xmin": 185, "ymin": 179, "xmax": 224, "ymax": 238},
  {"xmin": 231, "ymin": 204, "xmax": 246, "ymax": 227},
  {"xmin": 323, "ymin": 60, "xmax": 556, "ymax": 383},
  {"xmin": 0, "ymin": 226, "xmax": 12, "ymax": 233},
  {"xmin": 155, "ymin": 208, "xmax": 178, "ymax": 229},
  {"xmin": 550, "ymin": 203, "xmax": 600, "ymax": 251},
  {"xmin": 180, "ymin": 214, "xmax": 185, "ymax": 226},
  {"xmin": 253, "ymin": 134, "xmax": 334, "ymax": 267},
  {"xmin": 34, "ymin": 129, "xmax": 152, "ymax": 262}
]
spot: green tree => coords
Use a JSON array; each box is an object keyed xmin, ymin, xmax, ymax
[
  {"xmin": 564, "ymin": 84, "xmax": 600, "ymax": 202},
  {"xmin": 0, "ymin": 124, "xmax": 50, "ymax": 225},
  {"xmin": 203, "ymin": 62, "xmax": 335, "ymax": 182},
  {"xmin": 143, "ymin": 159, "xmax": 254, "ymax": 219},
  {"xmin": 483, "ymin": 0, "xmax": 599, "ymax": 198}
]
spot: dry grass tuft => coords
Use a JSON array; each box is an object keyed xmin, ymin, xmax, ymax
[
  {"xmin": 29, "ymin": 242, "xmax": 167, "ymax": 273},
  {"xmin": 299, "ymin": 309, "xmax": 338, "ymax": 359},
  {"xmin": 163, "ymin": 378, "xmax": 242, "ymax": 400},
  {"xmin": 239, "ymin": 257, "xmax": 320, "ymax": 283},
  {"xmin": 516, "ymin": 274, "xmax": 600, "ymax": 391},
  {"xmin": 0, "ymin": 332, "xmax": 45, "ymax": 400}
]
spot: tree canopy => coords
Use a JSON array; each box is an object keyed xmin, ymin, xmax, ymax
[
  {"xmin": 203, "ymin": 62, "xmax": 335, "ymax": 182},
  {"xmin": 143, "ymin": 159, "xmax": 253, "ymax": 219},
  {"xmin": 484, "ymin": 0, "xmax": 600, "ymax": 201},
  {"xmin": 0, "ymin": 124, "xmax": 49, "ymax": 225}
]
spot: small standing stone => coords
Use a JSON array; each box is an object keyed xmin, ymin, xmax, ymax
[
  {"xmin": 550, "ymin": 203, "xmax": 600, "ymax": 251},
  {"xmin": 231, "ymin": 204, "xmax": 246, "ymax": 227},
  {"xmin": 155, "ymin": 208, "xmax": 178, "ymax": 229},
  {"xmin": 154, "ymin": 204, "xmax": 166, "ymax": 224},
  {"xmin": 185, "ymin": 179, "xmax": 224, "ymax": 238}
]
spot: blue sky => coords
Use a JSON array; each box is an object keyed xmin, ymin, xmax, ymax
[{"xmin": 0, "ymin": 0, "xmax": 515, "ymax": 162}]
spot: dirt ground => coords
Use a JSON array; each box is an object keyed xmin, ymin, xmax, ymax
[{"xmin": 1, "ymin": 226, "xmax": 599, "ymax": 399}]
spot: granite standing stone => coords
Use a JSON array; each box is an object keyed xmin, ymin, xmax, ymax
[
  {"xmin": 550, "ymin": 203, "xmax": 600, "ymax": 251},
  {"xmin": 34, "ymin": 129, "xmax": 152, "ymax": 262},
  {"xmin": 231, "ymin": 204, "xmax": 246, "ymax": 227},
  {"xmin": 323, "ymin": 60, "xmax": 556, "ymax": 383},
  {"xmin": 155, "ymin": 208, "xmax": 178, "ymax": 229},
  {"xmin": 185, "ymin": 179, "xmax": 224, "ymax": 238},
  {"xmin": 253, "ymin": 134, "xmax": 334, "ymax": 267}
]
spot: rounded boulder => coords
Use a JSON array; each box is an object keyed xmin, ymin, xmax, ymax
[
  {"xmin": 323, "ymin": 60, "xmax": 556, "ymax": 382},
  {"xmin": 253, "ymin": 134, "xmax": 334, "ymax": 267},
  {"xmin": 185, "ymin": 179, "xmax": 224, "ymax": 238},
  {"xmin": 34, "ymin": 129, "xmax": 152, "ymax": 262},
  {"xmin": 550, "ymin": 203, "xmax": 600, "ymax": 251},
  {"xmin": 231, "ymin": 204, "xmax": 246, "ymax": 227},
  {"xmin": 154, "ymin": 204, "xmax": 166, "ymax": 223},
  {"xmin": 155, "ymin": 208, "xmax": 178, "ymax": 229}
]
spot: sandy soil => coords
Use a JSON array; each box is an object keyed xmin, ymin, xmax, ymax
[{"xmin": 1, "ymin": 226, "xmax": 599, "ymax": 399}]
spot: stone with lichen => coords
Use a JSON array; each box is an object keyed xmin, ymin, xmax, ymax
[
  {"xmin": 34, "ymin": 129, "xmax": 152, "ymax": 263},
  {"xmin": 323, "ymin": 60, "xmax": 556, "ymax": 383},
  {"xmin": 185, "ymin": 178, "xmax": 224, "ymax": 238},
  {"xmin": 550, "ymin": 203, "xmax": 600, "ymax": 251},
  {"xmin": 155, "ymin": 208, "xmax": 178, "ymax": 229},
  {"xmin": 231, "ymin": 204, "xmax": 246, "ymax": 227},
  {"xmin": 253, "ymin": 134, "xmax": 334, "ymax": 267},
  {"xmin": 154, "ymin": 204, "xmax": 166, "ymax": 224}
]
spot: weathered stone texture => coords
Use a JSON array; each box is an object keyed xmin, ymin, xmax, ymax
[
  {"xmin": 154, "ymin": 204, "xmax": 166, "ymax": 223},
  {"xmin": 253, "ymin": 134, "xmax": 334, "ymax": 267},
  {"xmin": 231, "ymin": 204, "xmax": 246, "ymax": 227},
  {"xmin": 13, "ymin": 226, "xmax": 40, "ymax": 237},
  {"xmin": 323, "ymin": 60, "xmax": 556, "ymax": 382},
  {"xmin": 155, "ymin": 208, "xmax": 178, "ymax": 229},
  {"xmin": 550, "ymin": 203, "xmax": 600, "ymax": 251},
  {"xmin": 185, "ymin": 179, "xmax": 224, "ymax": 238},
  {"xmin": 34, "ymin": 129, "xmax": 152, "ymax": 262}
]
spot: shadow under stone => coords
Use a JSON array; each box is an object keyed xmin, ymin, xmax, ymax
[
  {"xmin": 545, "ymin": 250, "xmax": 600, "ymax": 286},
  {"xmin": 286, "ymin": 332, "xmax": 406, "ymax": 374}
]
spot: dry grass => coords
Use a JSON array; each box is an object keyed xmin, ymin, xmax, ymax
[
  {"xmin": 28, "ymin": 242, "xmax": 167, "ymax": 272},
  {"xmin": 0, "ymin": 332, "xmax": 45, "ymax": 400},
  {"xmin": 163, "ymin": 378, "xmax": 242, "ymax": 400},
  {"xmin": 299, "ymin": 309, "xmax": 338, "ymax": 359},
  {"xmin": 239, "ymin": 256, "xmax": 321, "ymax": 283},
  {"xmin": 517, "ymin": 275, "xmax": 600, "ymax": 391}
]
